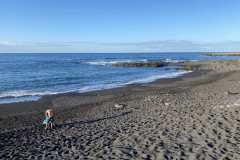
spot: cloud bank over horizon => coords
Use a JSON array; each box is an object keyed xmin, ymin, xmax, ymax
[{"xmin": 1, "ymin": 40, "xmax": 240, "ymax": 53}]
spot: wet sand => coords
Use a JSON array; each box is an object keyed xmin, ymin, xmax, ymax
[{"xmin": 1, "ymin": 60, "xmax": 240, "ymax": 159}]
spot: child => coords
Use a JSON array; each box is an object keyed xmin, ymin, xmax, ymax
[{"xmin": 43, "ymin": 108, "xmax": 54, "ymax": 130}]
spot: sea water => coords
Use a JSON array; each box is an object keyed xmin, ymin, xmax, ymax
[{"xmin": 0, "ymin": 52, "xmax": 238, "ymax": 104}]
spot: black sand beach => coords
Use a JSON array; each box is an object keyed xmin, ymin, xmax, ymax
[{"xmin": 1, "ymin": 60, "xmax": 240, "ymax": 159}]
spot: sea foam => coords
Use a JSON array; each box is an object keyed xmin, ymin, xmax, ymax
[
  {"xmin": 0, "ymin": 70, "xmax": 189, "ymax": 99},
  {"xmin": 83, "ymin": 59, "xmax": 148, "ymax": 66}
]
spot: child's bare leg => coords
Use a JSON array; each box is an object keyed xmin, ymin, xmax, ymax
[{"xmin": 45, "ymin": 123, "xmax": 48, "ymax": 130}]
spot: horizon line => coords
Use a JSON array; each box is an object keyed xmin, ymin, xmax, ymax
[{"xmin": 1, "ymin": 51, "xmax": 237, "ymax": 54}]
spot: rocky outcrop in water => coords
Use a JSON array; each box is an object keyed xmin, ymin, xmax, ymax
[
  {"xmin": 112, "ymin": 61, "xmax": 169, "ymax": 67},
  {"xmin": 201, "ymin": 53, "xmax": 240, "ymax": 57}
]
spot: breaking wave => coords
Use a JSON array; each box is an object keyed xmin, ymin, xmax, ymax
[
  {"xmin": 0, "ymin": 70, "xmax": 190, "ymax": 100},
  {"xmin": 83, "ymin": 59, "xmax": 148, "ymax": 65}
]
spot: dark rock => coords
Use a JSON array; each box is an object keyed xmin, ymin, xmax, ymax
[
  {"xmin": 201, "ymin": 53, "xmax": 240, "ymax": 57},
  {"xmin": 113, "ymin": 61, "xmax": 169, "ymax": 67},
  {"xmin": 176, "ymin": 65, "xmax": 198, "ymax": 71},
  {"xmin": 164, "ymin": 68, "xmax": 171, "ymax": 71}
]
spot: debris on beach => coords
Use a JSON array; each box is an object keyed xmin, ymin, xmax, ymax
[{"xmin": 218, "ymin": 91, "xmax": 240, "ymax": 100}]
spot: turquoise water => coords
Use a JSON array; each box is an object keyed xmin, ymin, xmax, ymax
[{"xmin": 0, "ymin": 52, "xmax": 238, "ymax": 104}]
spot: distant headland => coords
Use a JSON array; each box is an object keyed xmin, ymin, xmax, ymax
[{"xmin": 201, "ymin": 53, "xmax": 240, "ymax": 57}]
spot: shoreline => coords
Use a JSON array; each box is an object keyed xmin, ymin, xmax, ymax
[
  {"xmin": 0, "ymin": 69, "xmax": 197, "ymax": 129},
  {"xmin": 0, "ymin": 68, "xmax": 189, "ymax": 105},
  {"xmin": 0, "ymin": 60, "xmax": 236, "ymax": 129},
  {"xmin": 1, "ymin": 60, "xmax": 240, "ymax": 159}
]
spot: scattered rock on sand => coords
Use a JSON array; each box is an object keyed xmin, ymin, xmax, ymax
[
  {"xmin": 164, "ymin": 102, "xmax": 170, "ymax": 106},
  {"xmin": 176, "ymin": 65, "xmax": 198, "ymax": 71},
  {"xmin": 114, "ymin": 103, "xmax": 125, "ymax": 109}
]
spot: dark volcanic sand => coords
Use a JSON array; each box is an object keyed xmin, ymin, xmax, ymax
[{"xmin": 1, "ymin": 60, "xmax": 240, "ymax": 159}]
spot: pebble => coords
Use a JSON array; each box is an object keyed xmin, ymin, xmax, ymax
[
  {"xmin": 164, "ymin": 103, "xmax": 170, "ymax": 106},
  {"xmin": 114, "ymin": 103, "xmax": 125, "ymax": 109}
]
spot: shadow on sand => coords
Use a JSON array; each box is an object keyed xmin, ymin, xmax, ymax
[{"xmin": 57, "ymin": 111, "xmax": 132, "ymax": 129}]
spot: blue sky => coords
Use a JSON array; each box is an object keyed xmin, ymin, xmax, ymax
[{"xmin": 0, "ymin": 0, "xmax": 240, "ymax": 53}]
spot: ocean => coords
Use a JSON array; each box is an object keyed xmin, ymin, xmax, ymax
[{"xmin": 0, "ymin": 52, "xmax": 238, "ymax": 104}]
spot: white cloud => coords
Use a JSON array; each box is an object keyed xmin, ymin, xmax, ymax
[
  {"xmin": 0, "ymin": 41, "xmax": 19, "ymax": 47},
  {"xmin": 1, "ymin": 40, "xmax": 240, "ymax": 53}
]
